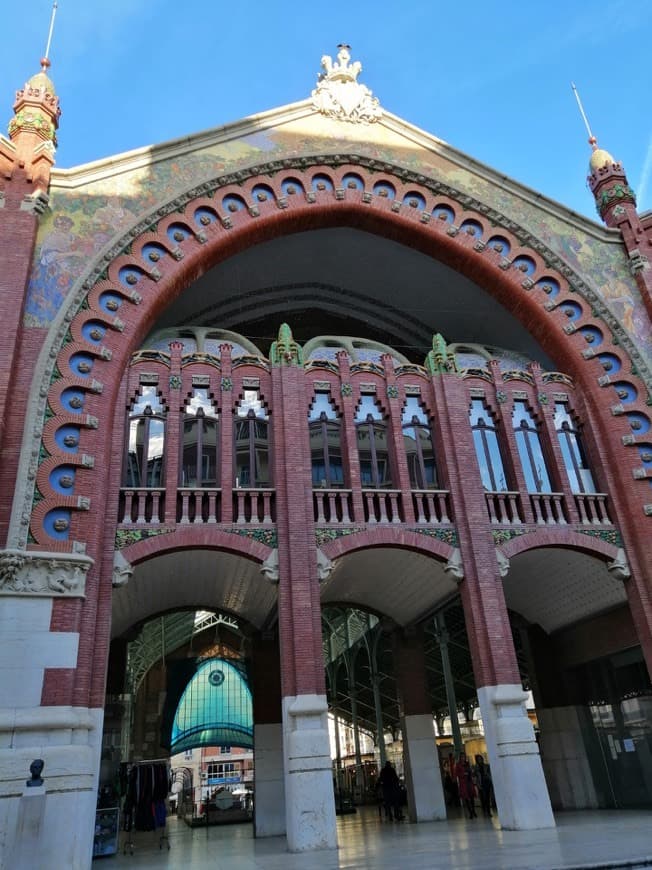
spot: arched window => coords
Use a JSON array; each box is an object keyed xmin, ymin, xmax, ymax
[
  {"xmin": 308, "ymin": 393, "xmax": 344, "ymax": 487},
  {"xmin": 355, "ymin": 395, "xmax": 392, "ymax": 488},
  {"xmin": 124, "ymin": 385, "xmax": 166, "ymax": 487},
  {"xmin": 554, "ymin": 402, "xmax": 596, "ymax": 493},
  {"xmin": 469, "ymin": 399, "xmax": 508, "ymax": 491},
  {"xmin": 181, "ymin": 389, "xmax": 219, "ymax": 487},
  {"xmin": 513, "ymin": 401, "xmax": 552, "ymax": 493},
  {"xmin": 234, "ymin": 389, "xmax": 270, "ymax": 487},
  {"xmin": 402, "ymin": 397, "xmax": 438, "ymax": 488}
]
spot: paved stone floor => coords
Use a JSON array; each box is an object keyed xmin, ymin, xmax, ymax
[{"xmin": 108, "ymin": 808, "xmax": 652, "ymax": 869}]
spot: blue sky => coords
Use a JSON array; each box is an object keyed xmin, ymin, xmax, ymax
[{"xmin": 2, "ymin": 0, "xmax": 651, "ymax": 219}]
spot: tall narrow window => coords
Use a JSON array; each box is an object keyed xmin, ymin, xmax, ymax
[
  {"xmin": 513, "ymin": 401, "xmax": 552, "ymax": 492},
  {"xmin": 469, "ymin": 399, "xmax": 508, "ymax": 491},
  {"xmin": 355, "ymin": 395, "xmax": 392, "ymax": 488},
  {"xmin": 124, "ymin": 385, "xmax": 166, "ymax": 487},
  {"xmin": 554, "ymin": 402, "xmax": 596, "ymax": 493},
  {"xmin": 308, "ymin": 393, "xmax": 344, "ymax": 487},
  {"xmin": 181, "ymin": 389, "xmax": 219, "ymax": 487},
  {"xmin": 234, "ymin": 389, "xmax": 270, "ymax": 487},
  {"xmin": 402, "ymin": 397, "xmax": 438, "ymax": 489}
]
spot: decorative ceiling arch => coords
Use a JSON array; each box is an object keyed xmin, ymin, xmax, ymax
[{"xmin": 11, "ymin": 156, "xmax": 652, "ymax": 553}]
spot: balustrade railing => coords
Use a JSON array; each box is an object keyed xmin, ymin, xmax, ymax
[
  {"xmin": 484, "ymin": 491, "xmax": 523, "ymax": 525},
  {"xmin": 233, "ymin": 488, "xmax": 275, "ymax": 524},
  {"xmin": 412, "ymin": 489, "xmax": 452, "ymax": 524},
  {"xmin": 362, "ymin": 489, "xmax": 403, "ymax": 524},
  {"xmin": 119, "ymin": 485, "xmax": 611, "ymax": 533},
  {"xmin": 575, "ymin": 492, "xmax": 612, "ymax": 525},
  {"xmin": 177, "ymin": 488, "xmax": 221, "ymax": 524},
  {"xmin": 313, "ymin": 489, "xmax": 353, "ymax": 524},
  {"xmin": 119, "ymin": 488, "xmax": 165, "ymax": 524},
  {"xmin": 530, "ymin": 492, "xmax": 568, "ymax": 525}
]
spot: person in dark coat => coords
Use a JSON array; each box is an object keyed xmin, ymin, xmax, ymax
[
  {"xmin": 377, "ymin": 761, "xmax": 403, "ymax": 821},
  {"xmin": 455, "ymin": 753, "xmax": 477, "ymax": 819},
  {"xmin": 474, "ymin": 754, "xmax": 493, "ymax": 817}
]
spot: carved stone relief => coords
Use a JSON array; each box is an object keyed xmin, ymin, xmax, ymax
[{"xmin": 0, "ymin": 549, "xmax": 93, "ymax": 596}]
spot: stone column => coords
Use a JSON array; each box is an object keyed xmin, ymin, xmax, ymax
[
  {"xmin": 393, "ymin": 627, "xmax": 446, "ymax": 822},
  {"xmin": 270, "ymin": 326, "xmax": 337, "ymax": 851},
  {"xmin": 431, "ymin": 371, "xmax": 555, "ymax": 830},
  {"xmin": 369, "ymin": 632, "xmax": 387, "ymax": 767},
  {"xmin": 251, "ymin": 632, "xmax": 285, "ymax": 837},
  {"xmin": 434, "ymin": 612, "xmax": 463, "ymax": 757}
]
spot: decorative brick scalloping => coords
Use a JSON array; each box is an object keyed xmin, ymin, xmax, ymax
[
  {"xmin": 12, "ymin": 158, "xmax": 650, "ymax": 705},
  {"xmin": 32, "ymin": 163, "xmax": 649, "ymax": 535},
  {"xmin": 499, "ymin": 528, "xmax": 620, "ymax": 561},
  {"xmin": 318, "ymin": 527, "xmax": 456, "ymax": 563}
]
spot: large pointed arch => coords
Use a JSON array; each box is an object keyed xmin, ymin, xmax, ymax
[{"xmin": 10, "ymin": 155, "xmax": 651, "ymax": 553}]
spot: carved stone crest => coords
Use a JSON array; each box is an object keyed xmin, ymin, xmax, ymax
[
  {"xmin": 608, "ymin": 548, "xmax": 631, "ymax": 582},
  {"xmin": 112, "ymin": 550, "xmax": 134, "ymax": 588},
  {"xmin": 312, "ymin": 44, "xmax": 382, "ymax": 124},
  {"xmin": 0, "ymin": 549, "xmax": 93, "ymax": 597},
  {"xmin": 444, "ymin": 548, "xmax": 464, "ymax": 583}
]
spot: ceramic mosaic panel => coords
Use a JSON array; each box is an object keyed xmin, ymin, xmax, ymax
[{"xmin": 27, "ymin": 111, "xmax": 650, "ymax": 366}]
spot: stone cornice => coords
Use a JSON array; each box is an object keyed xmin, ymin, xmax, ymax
[{"xmin": 49, "ymin": 100, "xmax": 315, "ymax": 190}]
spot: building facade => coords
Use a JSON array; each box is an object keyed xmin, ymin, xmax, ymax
[{"xmin": 0, "ymin": 47, "xmax": 651, "ymax": 867}]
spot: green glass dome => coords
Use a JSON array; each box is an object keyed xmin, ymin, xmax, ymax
[{"xmin": 171, "ymin": 658, "xmax": 253, "ymax": 753}]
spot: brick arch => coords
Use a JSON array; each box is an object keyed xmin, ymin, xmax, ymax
[
  {"xmin": 13, "ymin": 156, "xmax": 651, "ymax": 552},
  {"xmin": 119, "ymin": 528, "xmax": 273, "ymax": 567},
  {"xmin": 499, "ymin": 529, "xmax": 621, "ymax": 563},
  {"xmin": 319, "ymin": 527, "xmax": 456, "ymax": 564}
]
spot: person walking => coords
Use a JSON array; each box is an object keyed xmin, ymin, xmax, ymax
[
  {"xmin": 455, "ymin": 752, "xmax": 477, "ymax": 819},
  {"xmin": 377, "ymin": 761, "xmax": 403, "ymax": 821},
  {"xmin": 474, "ymin": 754, "xmax": 493, "ymax": 818}
]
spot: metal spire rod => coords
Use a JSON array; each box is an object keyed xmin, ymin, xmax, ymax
[
  {"xmin": 43, "ymin": 2, "xmax": 59, "ymax": 63},
  {"xmin": 571, "ymin": 82, "xmax": 595, "ymax": 143}
]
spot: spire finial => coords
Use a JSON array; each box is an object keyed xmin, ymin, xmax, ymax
[
  {"xmin": 571, "ymin": 82, "xmax": 597, "ymax": 149},
  {"xmin": 42, "ymin": 1, "xmax": 58, "ymax": 70}
]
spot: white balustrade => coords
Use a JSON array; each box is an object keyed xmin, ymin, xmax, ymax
[
  {"xmin": 575, "ymin": 492, "xmax": 612, "ymax": 525},
  {"xmin": 412, "ymin": 489, "xmax": 452, "ymax": 524},
  {"xmin": 313, "ymin": 489, "xmax": 353, "ymax": 524},
  {"xmin": 233, "ymin": 488, "xmax": 275, "ymax": 525},
  {"xmin": 484, "ymin": 491, "xmax": 523, "ymax": 525},
  {"xmin": 177, "ymin": 488, "xmax": 221, "ymax": 524},
  {"xmin": 119, "ymin": 488, "xmax": 165, "ymax": 525},
  {"xmin": 362, "ymin": 489, "xmax": 403, "ymax": 524},
  {"xmin": 530, "ymin": 492, "xmax": 567, "ymax": 525}
]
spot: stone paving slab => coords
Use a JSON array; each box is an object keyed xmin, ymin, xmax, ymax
[{"xmin": 109, "ymin": 809, "xmax": 652, "ymax": 869}]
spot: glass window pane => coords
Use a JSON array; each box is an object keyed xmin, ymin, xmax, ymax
[
  {"xmin": 470, "ymin": 401, "xmax": 507, "ymax": 491},
  {"xmin": 402, "ymin": 397, "xmax": 428, "ymax": 425},
  {"xmin": 182, "ymin": 418, "xmax": 198, "ymax": 486},
  {"xmin": 201, "ymin": 419, "xmax": 218, "ymax": 486},
  {"xmin": 355, "ymin": 395, "xmax": 383, "ymax": 422},
  {"xmin": 146, "ymin": 419, "xmax": 165, "ymax": 486},
  {"xmin": 515, "ymin": 430, "xmax": 551, "ymax": 492},
  {"xmin": 309, "ymin": 393, "xmax": 337, "ymax": 421}
]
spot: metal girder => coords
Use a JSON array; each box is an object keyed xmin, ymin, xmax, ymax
[{"xmin": 127, "ymin": 610, "xmax": 241, "ymax": 695}]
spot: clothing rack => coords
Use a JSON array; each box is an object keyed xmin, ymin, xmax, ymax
[{"xmin": 120, "ymin": 759, "xmax": 171, "ymax": 856}]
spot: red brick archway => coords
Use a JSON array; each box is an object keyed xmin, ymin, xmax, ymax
[
  {"xmin": 21, "ymin": 159, "xmax": 650, "ymax": 556},
  {"xmin": 19, "ymin": 156, "xmax": 650, "ymax": 707}
]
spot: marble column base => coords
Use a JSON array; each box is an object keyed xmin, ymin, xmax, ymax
[
  {"xmin": 477, "ymin": 684, "xmax": 555, "ymax": 830},
  {"xmin": 402, "ymin": 713, "xmax": 446, "ymax": 822},
  {"xmin": 282, "ymin": 693, "xmax": 337, "ymax": 852},
  {"xmin": 254, "ymin": 722, "xmax": 286, "ymax": 837},
  {"xmin": 0, "ymin": 706, "xmax": 103, "ymax": 869}
]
